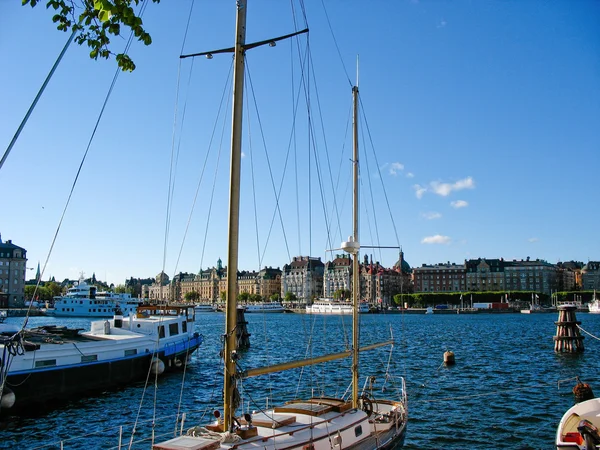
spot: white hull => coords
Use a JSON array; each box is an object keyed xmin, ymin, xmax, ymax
[
  {"xmin": 244, "ymin": 302, "xmax": 286, "ymax": 313},
  {"xmin": 307, "ymin": 300, "xmax": 370, "ymax": 315},
  {"xmin": 157, "ymin": 396, "xmax": 407, "ymax": 450},
  {"xmin": 588, "ymin": 301, "xmax": 600, "ymax": 314},
  {"xmin": 195, "ymin": 304, "xmax": 218, "ymax": 313},
  {"xmin": 556, "ymin": 397, "xmax": 600, "ymax": 449},
  {"xmin": 0, "ymin": 305, "xmax": 202, "ymax": 413}
]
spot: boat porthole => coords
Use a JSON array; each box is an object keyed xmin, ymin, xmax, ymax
[{"xmin": 137, "ymin": 324, "xmax": 141, "ymax": 328}]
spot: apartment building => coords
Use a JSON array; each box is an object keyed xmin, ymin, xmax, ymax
[{"xmin": 0, "ymin": 237, "xmax": 27, "ymax": 307}]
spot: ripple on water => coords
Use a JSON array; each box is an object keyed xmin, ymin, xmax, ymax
[{"xmin": 2, "ymin": 312, "xmax": 600, "ymax": 449}]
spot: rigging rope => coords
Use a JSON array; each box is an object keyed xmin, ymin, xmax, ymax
[
  {"xmin": 578, "ymin": 324, "xmax": 600, "ymax": 341},
  {"xmin": 0, "ymin": 20, "xmax": 78, "ymax": 171},
  {"xmin": 23, "ymin": 1, "xmax": 142, "ymax": 331}
]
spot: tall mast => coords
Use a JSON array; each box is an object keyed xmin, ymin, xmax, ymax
[
  {"xmin": 351, "ymin": 84, "xmax": 360, "ymax": 408},
  {"xmin": 224, "ymin": 0, "xmax": 247, "ymax": 432}
]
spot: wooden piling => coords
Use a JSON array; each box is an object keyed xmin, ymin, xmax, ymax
[
  {"xmin": 236, "ymin": 307, "xmax": 251, "ymax": 350},
  {"xmin": 553, "ymin": 305, "xmax": 584, "ymax": 353}
]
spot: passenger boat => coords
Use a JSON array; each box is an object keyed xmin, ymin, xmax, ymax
[
  {"xmin": 556, "ymin": 398, "xmax": 600, "ymax": 449},
  {"xmin": 47, "ymin": 279, "xmax": 141, "ymax": 317},
  {"xmin": 0, "ymin": 305, "xmax": 202, "ymax": 414},
  {"xmin": 154, "ymin": 3, "xmax": 407, "ymax": 447},
  {"xmin": 307, "ymin": 298, "xmax": 370, "ymax": 315},
  {"xmin": 243, "ymin": 302, "xmax": 286, "ymax": 313},
  {"xmin": 194, "ymin": 303, "xmax": 218, "ymax": 313}
]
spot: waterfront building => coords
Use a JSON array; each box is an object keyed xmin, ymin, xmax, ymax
[
  {"xmin": 503, "ymin": 258, "xmax": 558, "ymax": 294},
  {"xmin": 393, "ymin": 250, "xmax": 413, "ymax": 294},
  {"xmin": 148, "ymin": 271, "xmax": 170, "ymax": 302},
  {"xmin": 156, "ymin": 260, "xmax": 282, "ymax": 303},
  {"xmin": 238, "ymin": 270, "xmax": 260, "ymax": 296},
  {"xmin": 465, "ymin": 258, "xmax": 505, "ymax": 292},
  {"xmin": 0, "ymin": 237, "xmax": 27, "ymax": 307},
  {"xmin": 413, "ymin": 262, "xmax": 466, "ymax": 293},
  {"xmin": 323, "ymin": 254, "xmax": 352, "ymax": 298},
  {"xmin": 556, "ymin": 261, "xmax": 583, "ymax": 291},
  {"xmin": 281, "ymin": 256, "xmax": 324, "ymax": 303},
  {"xmin": 257, "ymin": 266, "xmax": 282, "ymax": 300},
  {"xmin": 360, "ymin": 255, "xmax": 407, "ymax": 307},
  {"xmin": 582, "ymin": 261, "xmax": 600, "ymax": 290}
]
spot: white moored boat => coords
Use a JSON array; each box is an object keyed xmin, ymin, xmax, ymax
[
  {"xmin": 244, "ymin": 302, "xmax": 285, "ymax": 313},
  {"xmin": 0, "ymin": 305, "xmax": 202, "ymax": 414},
  {"xmin": 587, "ymin": 291, "xmax": 600, "ymax": 314},
  {"xmin": 556, "ymin": 397, "xmax": 600, "ymax": 449},
  {"xmin": 307, "ymin": 299, "xmax": 370, "ymax": 315},
  {"xmin": 48, "ymin": 279, "xmax": 141, "ymax": 317},
  {"xmin": 194, "ymin": 303, "xmax": 218, "ymax": 313}
]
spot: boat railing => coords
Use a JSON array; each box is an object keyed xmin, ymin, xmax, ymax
[{"xmin": 163, "ymin": 334, "xmax": 203, "ymax": 356}]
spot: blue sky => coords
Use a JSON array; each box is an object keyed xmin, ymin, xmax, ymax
[{"xmin": 1, "ymin": 1, "xmax": 599, "ymax": 286}]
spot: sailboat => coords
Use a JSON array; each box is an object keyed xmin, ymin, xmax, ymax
[{"xmin": 155, "ymin": 2, "xmax": 407, "ymax": 448}]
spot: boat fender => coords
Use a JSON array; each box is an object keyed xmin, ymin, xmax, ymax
[
  {"xmin": 577, "ymin": 419, "xmax": 600, "ymax": 448},
  {"xmin": 1, "ymin": 387, "xmax": 15, "ymax": 409},
  {"xmin": 150, "ymin": 357, "xmax": 165, "ymax": 375}
]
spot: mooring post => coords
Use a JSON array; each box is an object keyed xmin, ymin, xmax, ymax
[
  {"xmin": 236, "ymin": 307, "xmax": 251, "ymax": 349},
  {"xmin": 554, "ymin": 304, "xmax": 584, "ymax": 353}
]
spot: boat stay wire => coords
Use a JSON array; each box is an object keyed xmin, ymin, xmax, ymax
[
  {"xmin": 359, "ymin": 95, "xmax": 402, "ymax": 249},
  {"xmin": 22, "ymin": 4, "xmax": 148, "ymax": 330},
  {"xmin": 0, "ymin": 20, "xmax": 78, "ymax": 172},
  {"xmin": 163, "ymin": 0, "xmax": 199, "ymax": 280}
]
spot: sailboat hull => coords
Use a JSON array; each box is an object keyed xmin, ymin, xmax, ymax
[{"xmin": 156, "ymin": 398, "xmax": 407, "ymax": 450}]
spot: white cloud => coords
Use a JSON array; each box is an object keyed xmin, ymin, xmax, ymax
[
  {"xmin": 430, "ymin": 177, "xmax": 475, "ymax": 197},
  {"xmin": 451, "ymin": 200, "xmax": 468, "ymax": 209},
  {"xmin": 422, "ymin": 211, "xmax": 442, "ymax": 220},
  {"xmin": 421, "ymin": 235, "xmax": 451, "ymax": 245},
  {"xmin": 389, "ymin": 162, "xmax": 404, "ymax": 176},
  {"xmin": 528, "ymin": 237, "xmax": 539, "ymax": 243},
  {"xmin": 413, "ymin": 184, "xmax": 427, "ymax": 199},
  {"xmin": 437, "ymin": 19, "xmax": 447, "ymax": 28},
  {"xmin": 241, "ymin": 152, "xmax": 246, "ymax": 158},
  {"xmin": 406, "ymin": 172, "xmax": 414, "ymax": 178}
]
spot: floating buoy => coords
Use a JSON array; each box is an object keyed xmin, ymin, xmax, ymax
[
  {"xmin": 443, "ymin": 351, "xmax": 455, "ymax": 366},
  {"xmin": 1, "ymin": 387, "xmax": 15, "ymax": 409},
  {"xmin": 150, "ymin": 357, "xmax": 165, "ymax": 375},
  {"xmin": 573, "ymin": 381, "xmax": 594, "ymax": 403}
]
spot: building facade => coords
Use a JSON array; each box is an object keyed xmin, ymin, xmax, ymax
[
  {"xmin": 360, "ymin": 255, "xmax": 406, "ymax": 307},
  {"xmin": 0, "ymin": 237, "xmax": 27, "ymax": 307},
  {"xmin": 582, "ymin": 262, "xmax": 600, "ymax": 290},
  {"xmin": 413, "ymin": 262, "xmax": 466, "ymax": 293},
  {"xmin": 281, "ymin": 256, "xmax": 325, "ymax": 303},
  {"xmin": 502, "ymin": 258, "xmax": 558, "ymax": 294},
  {"xmin": 323, "ymin": 254, "xmax": 352, "ymax": 298}
]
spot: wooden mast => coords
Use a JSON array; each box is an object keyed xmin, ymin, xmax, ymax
[
  {"xmin": 351, "ymin": 83, "xmax": 360, "ymax": 408},
  {"xmin": 224, "ymin": 0, "xmax": 247, "ymax": 432}
]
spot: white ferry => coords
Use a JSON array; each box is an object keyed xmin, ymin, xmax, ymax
[
  {"xmin": 243, "ymin": 302, "xmax": 286, "ymax": 313},
  {"xmin": 194, "ymin": 303, "xmax": 218, "ymax": 313},
  {"xmin": 306, "ymin": 299, "xmax": 370, "ymax": 315},
  {"xmin": 47, "ymin": 280, "xmax": 141, "ymax": 317}
]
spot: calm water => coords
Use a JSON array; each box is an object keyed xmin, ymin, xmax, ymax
[{"xmin": 1, "ymin": 311, "xmax": 599, "ymax": 449}]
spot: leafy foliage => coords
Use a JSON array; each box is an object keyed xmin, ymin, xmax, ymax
[
  {"xmin": 23, "ymin": 0, "xmax": 160, "ymax": 71},
  {"xmin": 185, "ymin": 291, "xmax": 200, "ymax": 302}
]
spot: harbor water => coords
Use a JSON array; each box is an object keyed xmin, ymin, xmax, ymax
[{"xmin": 1, "ymin": 311, "xmax": 599, "ymax": 449}]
